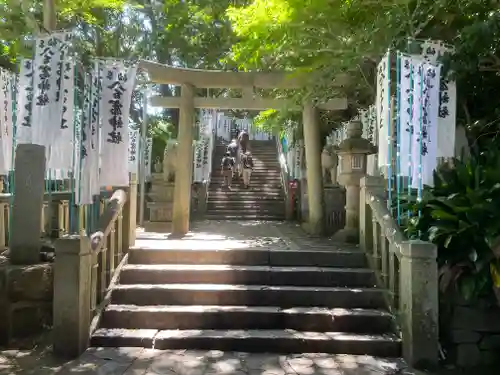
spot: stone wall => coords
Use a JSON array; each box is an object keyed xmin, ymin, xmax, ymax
[
  {"xmin": 443, "ymin": 297, "xmax": 500, "ymax": 367},
  {"xmin": 0, "ymin": 257, "xmax": 53, "ymax": 344}
]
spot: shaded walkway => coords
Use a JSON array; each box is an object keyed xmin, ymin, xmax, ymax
[{"xmin": 2, "ymin": 346, "xmax": 410, "ymax": 375}]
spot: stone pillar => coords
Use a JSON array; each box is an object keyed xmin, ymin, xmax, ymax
[
  {"xmin": 121, "ymin": 173, "xmax": 137, "ymax": 251},
  {"xmin": 399, "ymin": 240, "xmax": 439, "ymax": 368},
  {"xmin": 53, "ymin": 234, "xmax": 92, "ymax": 358},
  {"xmin": 333, "ymin": 120, "xmax": 376, "ymax": 243},
  {"xmin": 359, "ymin": 176, "xmax": 385, "ymax": 253},
  {"xmin": 172, "ymin": 84, "xmax": 195, "ymax": 236},
  {"xmin": 10, "ymin": 144, "xmax": 46, "ymax": 265},
  {"xmin": 302, "ymin": 103, "xmax": 324, "ymax": 235},
  {"xmin": 128, "ymin": 173, "xmax": 137, "ymax": 246}
]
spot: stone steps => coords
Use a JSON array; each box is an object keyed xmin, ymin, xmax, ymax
[
  {"xmin": 211, "ymin": 174, "xmax": 282, "ymax": 179},
  {"xmin": 119, "ymin": 264, "xmax": 375, "ymax": 287},
  {"xmin": 208, "ymin": 190, "xmax": 284, "ymax": 196},
  {"xmin": 91, "ymin": 329, "xmax": 400, "ymax": 357},
  {"xmin": 90, "ymin": 328, "xmax": 400, "ymax": 356},
  {"xmin": 205, "ymin": 214, "xmax": 286, "ymax": 220},
  {"xmin": 205, "ymin": 207, "xmax": 285, "ymax": 214},
  {"xmin": 208, "ymin": 189, "xmax": 283, "ymax": 195},
  {"xmin": 204, "ymin": 209, "xmax": 283, "ymax": 215},
  {"xmin": 211, "ymin": 180, "xmax": 281, "ymax": 185},
  {"xmin": 206, "ymin": 200, "xmax": 285, "ymax": 205},
  {"xmin": 100, "ymin": 305, "xmax": 393, "ymax": 333},
  {"xmin": 127, "ymin": 248, "xmax": 368, "ymax": 268},
  {"xmin": 110, "ymin": 284, "xmax": 386, "ymax": 308},
  {"xmin": 209, "ymin": 141, "xmax": 285, "ymax": 222},
  {"xmin": 93, "ymin": 241, "xmax": 401, "ymax": 357},
  {"xmin": 207, "ymin": 196, "xmax": 283, "ymax": 203}
]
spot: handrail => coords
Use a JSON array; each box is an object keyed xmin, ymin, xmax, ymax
[
  {"xmin": 90, "ymin": 190, "xmax": 127, "ymax": 252},
  {"xmin": 359, "ymin": 176, "xmax": 438, "ymax": 367},
  {"xmin": 364, "ymin": 186, "xmax": 405, "ymax": 257},
  {"xmin": 53, "ymin": 188, "xmax": 130, "ymax": 358},
  {"xmin": 0, "ymin": 188, "xmax": 121, "ymax": 203}
]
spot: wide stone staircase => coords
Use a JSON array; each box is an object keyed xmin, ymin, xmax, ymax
[
  {"xmin": 205, "ymin": 140, "xmax": 286, "ymax": 220},
  {"xmin": 90, "ymin": 226, "xmax": 401, "ymax": 358}
]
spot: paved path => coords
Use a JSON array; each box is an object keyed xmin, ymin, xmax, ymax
[
  {"xmin": 1, "ymin": 221, "xmax": 409, "ymax": 374},
  {"xmin": 4, "ymin": 347, "xmax": 409, "ymax": 375}
]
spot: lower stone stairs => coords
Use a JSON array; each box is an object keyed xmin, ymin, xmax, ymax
[
  {"xmin": 91, "ymin": 236, "xmax": 401, "ymax": 357},
  {"xmin": 206, "ymin": 140, "xmax": 285, "ymax": 220}
]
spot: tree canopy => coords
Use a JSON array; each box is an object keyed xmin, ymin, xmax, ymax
[
  {"xmin": 227, "ymin": 0, "xmax": 500, "ymax": 139},
  {"xmin": 1, "ymin": 0, "xmax": 499, "ymax": 142}
]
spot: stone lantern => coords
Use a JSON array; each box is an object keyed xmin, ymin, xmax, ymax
[{"xmin": 333, "ymin": 119, "xmax": 377, "ymax": 243}]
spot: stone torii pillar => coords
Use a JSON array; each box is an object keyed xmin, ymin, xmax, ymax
[
  {"xmin": 172, "ymin": 84, "xmax": 195, "ymax": 236},
  {"xmin": 302, "ymin": 103, "xmax": 324, "ymax": 235},
  {"xmin": 333, "ymin": 119, "xmax": 376, "ymax": 243}
]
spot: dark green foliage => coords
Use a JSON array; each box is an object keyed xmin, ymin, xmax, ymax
[{"xmin": 395, "ymin": 145, "xmax": 500, "ymax": 301}]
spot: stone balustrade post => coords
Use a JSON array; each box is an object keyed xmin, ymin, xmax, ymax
[
  {"xmin": 127, "ymin": 173, "xmax": 138, "ymax": 248},
  {"xmin": 10, "ymin": 144, "xmax": 46, "ymax": 265},
  {"xmin": 359, "ymin": 176, "xmax": 385, "ymax": 254},
  {"xmin": 399, "ymin": 240, "xmax": 439, "ymax": 368},
  {"xmin": 53, "ymin": 233, "xmax": 92, "ymax": 358}
]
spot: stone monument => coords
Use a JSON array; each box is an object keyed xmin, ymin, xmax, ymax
[
  {"xmin": 162, "ymin": 141, "xmax": 178, "ymax": 183},
  {"xmin": 332, "ymin": 119, "xmax": 377, "ymax": 243},
  {"xmin": 147, "ymin": 140, "xmax": 178, "ymax": 222}
]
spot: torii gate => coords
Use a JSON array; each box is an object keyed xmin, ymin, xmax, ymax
[{"xmin": 139, "ymin": 60, "xmax": 348, "ymax": 236}]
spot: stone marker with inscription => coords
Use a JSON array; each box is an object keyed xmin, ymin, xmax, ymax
[{"xmin": 10, "ymin": 144, "xmax": 46, "ymax": 265}]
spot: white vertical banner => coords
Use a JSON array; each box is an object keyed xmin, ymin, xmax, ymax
[
  {"xmin": 144, "ymin": 137, "xmax": 153, "ymax": 180},
  {"xmin": 201, "ymin": 137, "xmax": 211, "ymax": 181},
  {"xmin": 48, "ymin": 56, "xmax": 75, "ymax": 171},
  {"xmin": 376, "ymin": 51, "xmax": 391, "ymax": 172},
  {"xmin": 287, "ymin": 145, "xmax": 295, "ymax": 177},
  {"xmin": 89, "ymin": 63, "xmax": 102, "ymax": 196},
  {"xmin": 77, "ymin": 64, "xmax": 104, "ymax": 205},
  {"xmin": 294, "ymin": 140, "xmax": 303, "ymax": 180},
  {"xmin": 16, "ymin": 59, "xmax": 34, "ymax": 145},
  {"xmin": 31, "ymin": 32, "xmax": 73, "ymax": 147},
  {"xmin": 193, "ymin": 139, "xmax": 204, "ymax": 182},
  {"xmin": 437, "ymin": 77, "xmax": 457, "ymax": 157},
  {"xmin": 366, "ymin": 104, "xmax": 378, "ymax": 175},
  {"xmin": 368, "ymin": 104, "xmax": 377, "ymax": 145},
  {"xmin": 197, "ymin": 111, "xmax": 212, "ymax": 181},
  {"xmin": 411, "ymin": 62, "xmax": 441, "ymax": 188},
  {"xmin": 0, "ymin": 70, "xmax": 14, "ymax": 174},
  {"xmin": 399, "ymin": 53, "xmax": 414, "ymax": 177},
  {"xmin": 99, "ymin": 61, "xmax": 137, "ymax": 187},
  {"xmin": 75, "ymin": 73, "xmax": 93, "ymax": 205},
  {"xmin": 216, "ymin": 113, "xmax": 231, "ymax": 142},
  {"xmin": 128, "ymin": 128, "xmax": 139, "ymax": 173},
  {"xmin": 415, "ymin": 40, "xmax": 456, "ymax": 158},
  {"xmin": 16, "ymin": 59, "xmax": 34, "ymax": 144}
]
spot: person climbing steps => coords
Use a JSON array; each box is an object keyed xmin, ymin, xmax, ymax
[
  {"xmin": 220, "ymin": 151, "xmax": 235, "ymax": 188},
  {"xmin": 241, "ymin": 151, "xmax": 254, "ymax": 188}
]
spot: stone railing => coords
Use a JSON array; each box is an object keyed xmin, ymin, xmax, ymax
[
  {"xmin": 53, "ymin": 189, "xmax": 131, "ymax": 358},
  {"xmin": 0, "ymin": 190, "xmax": 119, "ymax": 249},
  {"xmin": 359, "ymin": 176, "xmax": 439, "ymax": 368}
]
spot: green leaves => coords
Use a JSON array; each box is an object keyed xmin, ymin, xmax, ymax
[{"xmin": 400, "ymin": 146, "xmax": 500, "ymax": 301}]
